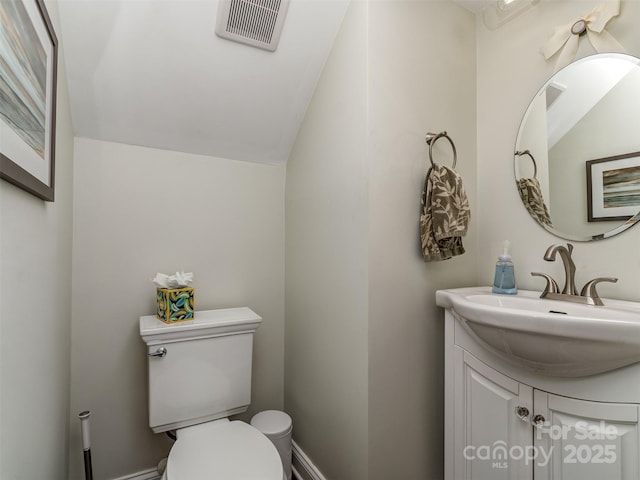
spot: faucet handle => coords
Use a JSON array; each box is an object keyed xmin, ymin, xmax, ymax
[
  {"xmin": 580, "ymin": 277, "xmax": 618, "ymax": 306},
  {"xmin": 531, "ymin": 272, "xmax": 560, "ymax": 296}
]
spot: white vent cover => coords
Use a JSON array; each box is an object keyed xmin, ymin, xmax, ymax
[
  {"xmin": 545, "ymin": 82, "xmax": 566, "ymax": 109},
  {"xmin": 215, "ymin": 0, "xmax": 290, "ymax": 52}
]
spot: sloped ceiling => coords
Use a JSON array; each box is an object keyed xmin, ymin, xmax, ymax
[{"xmin": 57, "ymin": 0, "xmax": 349, "ymax": 165}]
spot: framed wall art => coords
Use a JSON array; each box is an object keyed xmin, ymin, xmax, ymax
[
  {"xmin": 0, "ymin": 0, "xmax": 58, "ymax": 201},
  {"xmin": 587, "ymin": 152, "xmax": 640, "ymax": 222}
]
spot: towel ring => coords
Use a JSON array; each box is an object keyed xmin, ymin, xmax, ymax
[
  {"xmin": 425, "ymin": 131, "xmax": 457, "ymax": 169},
  {"xmin": 515, "ymin": 150, "xmax": 537, "ymax": 178}
]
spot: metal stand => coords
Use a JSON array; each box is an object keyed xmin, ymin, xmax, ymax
[{"xmin": 78, "ymin": 411, "xmax": 94, "ymax": 480}]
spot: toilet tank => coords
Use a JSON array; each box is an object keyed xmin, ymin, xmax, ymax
[{"xmin": 139, "ymin": 308, "xmax": 262, "ymax": 433}]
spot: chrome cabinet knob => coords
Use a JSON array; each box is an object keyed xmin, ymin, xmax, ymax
[
  {"xmin": 515, "ymin": 405, "xmax": 530, "ymax": 421},
  {"xmin": 148, "ymin": 347, "xmax": 167, "ymax": 358},
  {"xmin": 531, "ymin": 414, "xmax": 546, "ymax": 428}
]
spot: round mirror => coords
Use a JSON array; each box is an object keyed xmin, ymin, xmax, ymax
[{"xmin": 515, "ymin": 53, "xmax": 640, "ymax": 241}]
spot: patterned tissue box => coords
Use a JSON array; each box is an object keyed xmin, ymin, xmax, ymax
[{"xmin": 156, "ymin": 287, "xmax": 195, "ymax": 323}]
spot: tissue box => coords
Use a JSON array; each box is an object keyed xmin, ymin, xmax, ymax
[{"xmin": 156, "ymin": 287, "xmax": 194, "ymax": 323}]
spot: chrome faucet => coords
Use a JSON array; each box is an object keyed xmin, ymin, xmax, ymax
[
  {"xmin": 543, "ymin": 243, "xmax": 578, "ymax": 295},
  {"xmin": 532, "ymin": 243, "xmax": 618, "ymax": 306}
]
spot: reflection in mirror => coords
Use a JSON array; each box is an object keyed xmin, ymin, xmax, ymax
[{"xmin": 515, "ymin": 53, "xmax": 640, "ymax": 241}]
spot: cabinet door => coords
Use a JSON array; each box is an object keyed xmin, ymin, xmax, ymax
[
  {"xmin": 453, "ymin": 349, "xmax": 533, "ymax": 480},
  {"xmin": 533, "ymin": 390, "xmax": 640, "ymax": 480}
]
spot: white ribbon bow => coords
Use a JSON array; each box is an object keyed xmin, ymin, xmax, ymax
[{"xmin": 542, "ymin": 0, "xmax": 626, "ymax": 72}]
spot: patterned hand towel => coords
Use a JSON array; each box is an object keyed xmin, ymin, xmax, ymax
[
  {"xmin": 517, "ymin": 177, "xmax": 552, "ymax": 227},
  {"xmin": 421, "ymin": 164, "xmax": 471, "ymax": 262}
]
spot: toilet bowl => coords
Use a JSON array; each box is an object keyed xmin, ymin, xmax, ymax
[
  {"xmin": 140, "ymin": 308, "xmax": 284, "ymax": 480},
  {"xmin": 161, "ymin": 420, "xmax": 284, "ymax": 480}
]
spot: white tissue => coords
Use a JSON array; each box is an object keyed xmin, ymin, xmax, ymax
[{"xmin": 153, "ymin": 271, "xmax": 194, "ymax": 289}]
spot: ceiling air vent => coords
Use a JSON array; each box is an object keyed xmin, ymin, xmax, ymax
[
  {"xmin": 545, "ymin": 82, "xmax": 566, "ymax": 109},
  {"xmin": 215, "ymin": 0, "xmax": 290, "ymax": 52}
]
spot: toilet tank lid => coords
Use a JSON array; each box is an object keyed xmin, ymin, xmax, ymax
[{"xmin": 139, "ymin": 307, "xmax": 261, "ymax": 345}]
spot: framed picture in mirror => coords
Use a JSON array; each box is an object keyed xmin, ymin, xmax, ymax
[
  {"xmin": 587, "ymin": 152, "xmax": 640, "ymax": 222},
  {"xmin": 0, "ymin": 0, "xmax": 58, "ymax": 201}
]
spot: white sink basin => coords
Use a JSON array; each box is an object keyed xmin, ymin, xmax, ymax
[{"xmin": 436, "ymin": 287, "xmax": 640, "ymax": 377}]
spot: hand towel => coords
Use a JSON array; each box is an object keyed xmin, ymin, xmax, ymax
[
  {"xmin": 517, "ymin": 177, "xmax": 553, "ymax": 227},
  {"xmin": 421, "ymin": 164, "xmax": 470, "ymax": 262}
]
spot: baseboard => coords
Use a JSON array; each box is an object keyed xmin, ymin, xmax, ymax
[
  {"xmin": 292, "ymin": 440, "xmax": 327, "ymax": 480},
  {"xmin": 110, "ymin": 443, "xmax": 321, "ymax": 480},
  {"xmin": 110, "ymin": 468, "xmax": 160, "ymax": 480}
]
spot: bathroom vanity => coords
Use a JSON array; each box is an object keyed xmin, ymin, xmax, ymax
[{"xmin": 437, "ymin": 287, "xmax": 640, "ymax": 480}]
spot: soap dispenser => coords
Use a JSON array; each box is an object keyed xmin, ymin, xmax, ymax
[{"xmin": 492, "ymin": 240, "xmax": 517, "ymax": 295}]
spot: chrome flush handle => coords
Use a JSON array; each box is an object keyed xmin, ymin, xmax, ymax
[{"xmin": 148, "ymin": 347, "xmax": 167, "ymax": 358}]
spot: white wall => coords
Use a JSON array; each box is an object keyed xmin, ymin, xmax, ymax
[
  {"xmin": 70, "ymin": 138, "xmax": 285, "ymax": 479},
  {"xmin": 367, "ymin": 2, "xmax": 476, "ymax": 478},
  {"xmin": 285, "ymin": 2, "xmax": 370, "ymax": 479},
  {"xmin": 477, "ymin": 0, "xmax": 640, "ymax": 300},
  {"xmin": 285, "ymin": 1, "xmax": 477, "ymax": 479},
  {"xmin": 0, "ymin": 0, "xmax": 74, "ymax": 478}
]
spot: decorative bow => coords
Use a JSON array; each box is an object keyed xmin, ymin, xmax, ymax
[{"xmin": 542, "ymin": 0, "xmax": 626, "ymax": 72}]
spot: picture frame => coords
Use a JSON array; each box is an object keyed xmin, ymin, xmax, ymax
[
  {"xmin": 586, "ymin": 152, "xmax": 640, "ymax": 222},
  {"xmin": 0, "ymin": 0, "xmax": 58, "ymax": 201}
]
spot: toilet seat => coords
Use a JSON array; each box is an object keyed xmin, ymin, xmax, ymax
[{"xmin": 165, "ymin": 419, "xmax": 283, "ymax": 479}]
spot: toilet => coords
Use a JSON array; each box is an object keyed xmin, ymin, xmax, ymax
[{"xmin": 139, "ymin": 307, "xmax": 284, "ymax": 480}]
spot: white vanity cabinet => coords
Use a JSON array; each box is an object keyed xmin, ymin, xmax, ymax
[
  {"xmin": 442, "ymin": 302, "xmax": 640, "ymax": 480},
  {"xmin": 453, "ymin": 347, "xmax": 533, "ymax": 480},
  {"xmin": 533, "ymin": 390, "xmax": 639, "ymax": 479}
]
